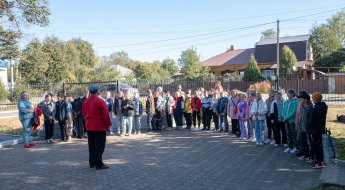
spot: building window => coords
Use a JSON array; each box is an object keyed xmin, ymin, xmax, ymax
[
  {"xmin": 239, "ymin": 70, "xmax": 245, "ymax": 78},
  {"xmin": 262, "ymin": 70, "xmax": 274, "ymax": 81}
]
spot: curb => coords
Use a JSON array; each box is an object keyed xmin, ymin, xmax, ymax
[{"xmin": 0, "ymin": 136, "xmax": 37, "ymax": 148}]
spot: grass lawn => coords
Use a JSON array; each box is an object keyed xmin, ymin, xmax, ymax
[{"xmin": 326, "ymin": 105, "xmax": 345, "ymax": 160}]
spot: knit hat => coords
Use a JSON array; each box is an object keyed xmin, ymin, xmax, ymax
[{"xmin": 312, "ymin": 92, "xmax": 322, "ymax": 102}]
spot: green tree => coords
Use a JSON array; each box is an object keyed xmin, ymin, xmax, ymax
[
  {"xmin": 162, "ymin": 58, "xmax": 179, "ymax": 75},
  {"xmin": 89, "ymin": 62, "xmax": 120, "ymax": 82},
  {"xmin": 310, "ymin": 9, "xmax": 345, "ymax": 72},
  {"xmin": 223, "ymin": 72, "xmax": 241, "ymax": 81},
  {"xmin": 70, "ymin": 38, "xmax": 98, "ymax": 68},
  {"xmin": 0, "ymin": 27, "xmax": 20, "ymax": 61},
  {"xmin": 19, "ymin": 38, "xmax": 50, "ymax": 83},
  {"xmin": 279, "ymin": 45, "xmax": 297, "ymax": 74},
  {"xmin": 178, "ymin": 47, "xmax": 210, "ymax": 79},
  {"xmin": 260, "ymin": 28, "xmax": 276, "ymax": 41},
  {"xmin": 242, "ymin": 54, "xmax": 263, "ymax": 81},
  {"xmin": 109, "ymin": 51, "xmax": 136, "ymax": 69}
]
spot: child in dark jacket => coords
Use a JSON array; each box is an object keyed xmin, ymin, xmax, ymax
[
  {"xmin": 173, "ymin": 92, "xmax": 184, "ymax": 130},
  {"xmin": 309, "ymin": 92, "xmax": 328, "ymax": 169},
  {"xmin": 122, "ymin": 93, "xmax": 135, "ymax": 136},
  {"xmin": 55, "ymin": 93, "xmax": 69, "ymax": 142},
  {"xmin": 132, "ymin": 92, "xmax": 143, "ymax": 134},
  {"xmin": 296, "ymin": 93, "xmax": 313, "ymax": 161},
  {"xmin": 217, "ymin": 91, "xmax": 228, "ymax": 133}
]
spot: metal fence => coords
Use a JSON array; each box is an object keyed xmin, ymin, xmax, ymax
[{"xmin": 1, "ymin": 73, "xmax": 344, "ymax": 111}]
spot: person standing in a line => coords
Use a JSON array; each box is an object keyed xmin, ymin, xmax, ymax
[
  {"xmin": 265, "ymin": 89, "xmax": 275, "ymax": 144},
  {"xmin": 72, "ymin": 93, "xmax": 84, "ymax": 139},
  {"xmin": 81, "ymin": 89, "xmax": 89, "ymax": 138},
  {"xmin": 18, "ymin": 91, "xmax": 35, "ymax": 148},
  {"xmin": 146, "ymin": 90, "xmax": 155, "ymax": 132},
  {"xmin": 132, "ymin": 92, "xmax": 143, "ymax": 134},
  {"xmin": 82, "ymin": 85, "xmax": 112, "ymax": 170},
  {"xmin": 122, "ymin": 93, "xmax": 135, "ymax": 136},
  {"xmin": 228, "ymin": 90, "xmax": 239, "ymax": 135},
  {"xmin": 103, "ymin": 91, "xmax": 114, "ymax": 135},
  {"xmin": 191, "ymin": 91, "xmax": 202, "ymax": 131},
  {"xmin": 113, "ymin": 91, "xmax": 125, "ymax": 136},
  {"xmin": 64, "ymin": 96, "xmax": 73, "ymax": 140},
  {"xmin": 38, "ymin": 94, "xmax": 56, "ymax": 144},
  {"xmin": 55, "ymin": 93, "xmax": 69, "ymax": 142}
]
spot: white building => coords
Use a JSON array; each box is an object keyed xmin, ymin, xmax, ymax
[{"xmin": 0, "ymin": 62, "xmax": 8, "ymax": 87}]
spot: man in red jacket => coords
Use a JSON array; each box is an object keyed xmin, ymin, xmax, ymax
[{"xmin": 82, "ymin": 85, "xmax": 112, "ymax": 170}]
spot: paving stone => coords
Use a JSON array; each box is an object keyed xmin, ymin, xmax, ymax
[{"xmin": 0, "ymin": 130, "xmax": 320, "ymax": 189}]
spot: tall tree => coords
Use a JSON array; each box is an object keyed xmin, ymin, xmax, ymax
[
  {"xmin": 279, "ymin": 45, "xmax": 297, "ymax": 74},
  {"xmin": 310, "ymin": 10, "xmax": 345, "ymax": 72},
  {"xmin": 242, "ymin": 54, "xmax": 263, "ymax": 81},
  {"xmin": 109, "ymin": 51, "xmax": 136, "ymax": 69},
  {"xmin": 89, "ymin": 62, "xmax": 120, "ymax": 82},
  {"xmin": 70, "ymin": 38, "xmax": 98, "ymax": 68},
  {"xmin": 162, "ymin": 58, "xmax": 179, "ymax": 75},
  {"xmin": 178, "ymin": 47, "xmax": 210, "ymax": 79},
  {"xmin": 19, "ymin": 38, "xmax": 50, "ymax": 83}
]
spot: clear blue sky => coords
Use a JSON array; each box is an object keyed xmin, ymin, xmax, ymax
[{"xmin": 20, "ymin": 0, "xmax": 345, "ymax": 63}]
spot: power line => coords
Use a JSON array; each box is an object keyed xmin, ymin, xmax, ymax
[{"xmin": 39, "ymin": 4, "xmax": 345, "ymax": 30}]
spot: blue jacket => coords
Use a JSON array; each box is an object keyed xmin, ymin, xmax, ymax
[
  {"xmin": 17, "ymin": 99, "xmax": 35, "ymax": 121},
  {"xmin": 71, "ymin": 97, "xmax": 83, "ymax": 117},
  {"xmin": 55, "ymin": 100, "xmax": 69, "ymax": 122},
  {"xmin": 132, "ymin": 98, "xmax": 143, "ymax": 115}
]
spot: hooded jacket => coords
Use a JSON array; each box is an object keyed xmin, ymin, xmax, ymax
[
  {"xmin": 298, "ymin": 102, "xmax": 313, "ymax": 132},
  {"xmin": 308, "ymin": 101, "xmax": 328, "ymax": 134},
  {"xmin": 270, "ymin": 98, "xmax": 286, "ymax": 123},
  {"xmin": 217, "ymin": 97, "xmax": 228, "ymax": 115}
]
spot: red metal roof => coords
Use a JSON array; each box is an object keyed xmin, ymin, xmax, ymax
[{"xmin": 202, "ymin": 48, "xmax": 255, "ymax": 67}]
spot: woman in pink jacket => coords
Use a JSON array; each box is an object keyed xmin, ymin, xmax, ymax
[{"xmin": 163, "ymin": 91, "xmax": 175, "ymax": 131}]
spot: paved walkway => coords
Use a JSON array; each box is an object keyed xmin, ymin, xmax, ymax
[{"xmin": 0, "ymin": 130, "xmax": 320, "ymax": 190}]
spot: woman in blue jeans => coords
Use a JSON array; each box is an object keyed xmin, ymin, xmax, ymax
[{"xmin": 17, "ymin": 91, "xmax": 35, "ymax": 148}]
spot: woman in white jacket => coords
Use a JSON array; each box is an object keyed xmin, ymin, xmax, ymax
[{"xmin": 250, "ymin": 92, "xmax": 268, "ymax": 145}]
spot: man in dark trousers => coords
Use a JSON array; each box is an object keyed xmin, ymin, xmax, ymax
[{"xmin": 82, "ymin": 85, "xmax": 112, "ymax": 170}]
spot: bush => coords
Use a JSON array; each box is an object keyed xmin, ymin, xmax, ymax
[{"xmin": 249, "ymin": 81, "xmax": 272, "ymax": 93}]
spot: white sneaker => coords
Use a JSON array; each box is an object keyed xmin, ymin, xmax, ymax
[
  {"xmin": 46, "ymin": 140, "xmax": 51, "ymax": 144},
  {"xmin": 270, "ymin": 140, "xmax": 276, "ymax": 145},
  {"xmin": 251, "ymin": 138, "xmax": 256, "ymax": 143},
  {"xmin": 298, "ymin": 156, "xmax": 306, "ymax": 160},
  {"xmin": 50, "ymin": 138, "xmax": 54, "ymax": 143},
  {"xmin": 239, "ymin": 137, "xmax": 243, "ymax": 140},
  {"xmin": 138, "ymin": 131, "xmax": 141, "ymax": 135},
  {"xmin": 248, "ymin": 137, "xmax": 253, "ymax": 142},
  {"xmin": 259, "ymin": 143, "xmax": 264, "ymax": 146},
  {"xmin": 283, "ymin": 144, "xmax": 288, "ymax": 148},
  {"xmin": 274, "ymin": 144, "xmax": 280, "ymax": 147},
  {"xmin": 256, "ymin": 143, "xmax": 260, "ymax": 145},
  {"xmin": 284, "ymin": 148, "xmax": 291, "ymax": 153},
  {"xmin": 197, "ymin": 127, "xmax": 200, "ymax": 131},
  {"xmin": 290, "ymin": 148, "xmax": 298, "ymax": 154},
  {"xmin": 264, "ymin": 139, "xmax": 271, "ymax": 144}
]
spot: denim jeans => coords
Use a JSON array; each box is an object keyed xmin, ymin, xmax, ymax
[
  {"xmin": 133, "ymin": 115, "xmax": 141, "ymax": 131},
  {"xmin": 122, "ymin": 116, "xmax": 133, "ymax": 134},
  {"xmin": 116, "ymin": 112, "xmax": 123, "ymax": 134},
  {"xmin": 21, "ymin": 118, "xmax": 33, "ymax": 145},
  {"xmin": 219, "ymin": 114, "xmax": 229, "ymax": 132},
  {"xmin": 255, "ymin": 119, "xmax": 265, "ymax": 143},
  {"xmin": 248, "ymin": 118, "xmax": 255, "ymax": 139},
  {"xmin": 147, "ymin": 112, "xmax": 155, "ymax": 130},
  {"xmin": 108, "ymin": 112, "xmax": 113, "ymax": 133}
]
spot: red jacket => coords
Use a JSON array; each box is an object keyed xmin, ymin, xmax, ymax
[
  {"xmin": 33, "ymin": 107, "xmax": 43, "ymax": 130},
  {"xmin": 82, "ymin": 95, "xmax": 112, "ymax": 131},
  {"xmin": 191, "ymin": 97, "xmax": 202, "ymax": 112}
]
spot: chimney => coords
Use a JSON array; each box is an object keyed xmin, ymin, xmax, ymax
[{"xmin": 230, "ymin": 45, "xmax": 234, "ymax": 51}]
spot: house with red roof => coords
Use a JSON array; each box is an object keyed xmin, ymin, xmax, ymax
[{"xmin": 202, "ymin": 35, "xmax": 314, "ymax": 80}]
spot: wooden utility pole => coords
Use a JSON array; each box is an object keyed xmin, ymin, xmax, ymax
[{"xmin": 276, "ymin": 19, "xmax": 280, "ymax": 90}]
